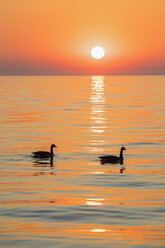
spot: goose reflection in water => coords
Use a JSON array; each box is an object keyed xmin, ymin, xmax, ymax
[
  {"xmin": 32, "ymin": 156, "xmax": 56, "ymax": 176},
  {"xmin": 120, "ymin": 166, "xmax": 126, "ymax": 173},
  {"xmin": 33, "ymin": 156, "xmax": 54, "ymax": 168}
]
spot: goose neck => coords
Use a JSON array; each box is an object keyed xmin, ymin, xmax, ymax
[
  {"xmin": 50, "ymin": 146, "xmax": 54, "ymax": 155},
  {"xmin": 119, "ymin": 149, "xmax": 124, "ymax": 159}
]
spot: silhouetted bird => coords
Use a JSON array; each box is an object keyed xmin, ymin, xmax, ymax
[
  {"xmin": 99, "ymin": 147, "xmax": 127, "ymax": 164},
  {"xmin": 32, "ymin": 144, "xmax": 57, "ymax": 158}
]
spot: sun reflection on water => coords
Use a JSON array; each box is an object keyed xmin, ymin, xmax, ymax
[
  {"xmin": 85, "ymin": 198, "xmax": 105, "ymax": 206},
  {"xmin": 90, "ymin": 76, "xmax": 105, "ymax": 132},
  {"xmin": 89, "ymin": 76, "xmax": 106, "ymax": 153},
  {"xmin": 90, "ymin": 229, "xmax": 107, "ymax": 233}
]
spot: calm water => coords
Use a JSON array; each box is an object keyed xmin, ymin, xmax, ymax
[{"xmin": 0, "ymin": 76, "xmax": 165, "ymax": 248}]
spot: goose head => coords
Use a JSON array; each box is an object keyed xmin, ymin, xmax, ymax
[
  {"xmin": 51, "ymin": 144, "xmax": 57, "ymax": 148},
  {"xmin": 121, "ymin": 147, "xmax": 127, "ymax": 151}
]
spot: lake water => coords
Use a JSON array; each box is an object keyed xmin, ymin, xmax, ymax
[{"xmin": 0, "ymin": 75, "xmax": 165, "ymax": 248}]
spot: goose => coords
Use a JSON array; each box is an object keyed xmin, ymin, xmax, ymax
[
  {"xmin": 99, "ymin": 147, "xmax": 127, "ymax": 164},
  {"xmin": 32, "ymin": 144, "xmax": 57, "ymax": 158}
]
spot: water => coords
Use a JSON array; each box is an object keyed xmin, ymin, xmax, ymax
[{"xmin": 0, "ymin": 75, "xmax": 164, "ymax": 248}]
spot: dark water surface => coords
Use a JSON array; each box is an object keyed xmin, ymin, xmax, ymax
[{"xmin": 0, "ymin": 76, "xmax": 165, "ymax": 247}]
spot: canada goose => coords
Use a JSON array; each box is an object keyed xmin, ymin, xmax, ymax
[
  {"xmin": 99, "ymin": 147, "xmax": 127, "ymax": 164},
  {"xmin": 32, "ymin": 144, "xmax": 57, "ymax": 158}
]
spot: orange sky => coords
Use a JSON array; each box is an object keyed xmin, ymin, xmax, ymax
[{"xmin": 0, "ymin": 0, "xmax": 165, "ymax": 75}]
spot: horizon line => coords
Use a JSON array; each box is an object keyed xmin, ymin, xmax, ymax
[{"xmin": 0, "ymin": 73, "xmax": 165, "ymax": 77}]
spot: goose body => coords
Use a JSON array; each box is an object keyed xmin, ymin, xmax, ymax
[
  {"xmin": 99, "ymin": 147, "xmax": 127, "ymax": 164},
  {"xmin": 32, "ymin": 144, "xmax": 57, "ymax": 158}
]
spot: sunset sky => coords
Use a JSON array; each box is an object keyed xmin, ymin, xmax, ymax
[{"xmin": 0, "ymin": 0, "xmax": 165, "ymax": 75}]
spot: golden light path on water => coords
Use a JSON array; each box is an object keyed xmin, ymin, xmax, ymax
[
  {"xmin": 90, "ymin": 76, "xmax": 106, "ymax": 154},
  {"xmin": 86, "ymin": 76, "xmax": 107, "ymax": 210}
]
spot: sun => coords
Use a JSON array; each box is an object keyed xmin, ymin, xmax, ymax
[{"xmin": 91, "ymin": 46, "xmax": 105, "ymax": 59}]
